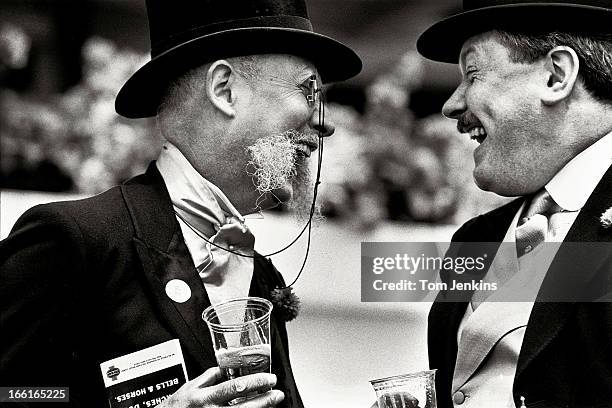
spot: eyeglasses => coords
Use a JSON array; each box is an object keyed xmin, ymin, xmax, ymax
[
  {"xmin": 304, "ymin": 75, "xmax": 328, "ymax": 135},
  {"xmin": 305, "ymin": 75, "xmax": 322, "ymax": 108}
]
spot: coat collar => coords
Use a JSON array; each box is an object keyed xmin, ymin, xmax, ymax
[
  {"xmin": 122, "ymin": 162, "xmax": 178, "ymax": 253},
  {"xmin": 121, "ymin": 163, "xmax": 217, "ymax": 371},
  {"xmin": 434, "ymin": 197, "xmax": 524, "ymax": 304}
]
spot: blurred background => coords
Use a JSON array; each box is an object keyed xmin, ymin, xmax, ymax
[{"xmin": 0, "ymin": 0, "xmax": 509, "ymax": 406}]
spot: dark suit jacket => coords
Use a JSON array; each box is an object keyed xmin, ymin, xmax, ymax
[
  {"xmin": 429, "ymin": 165, "xmax": 612, "ymax": 408},
  {"xmin": 0, "ymin": 163, "xmax": 303, "ymax": 408}
]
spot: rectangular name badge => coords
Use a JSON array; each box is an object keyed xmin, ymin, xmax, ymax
[{"xmin": 100, "ymin": 339, "xmax": 188, "ymax": 408}]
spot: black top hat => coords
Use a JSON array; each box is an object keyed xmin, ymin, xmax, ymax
[
  {"xmin": 115, "ymin": 0, "xmax": 362, "ymax": 118},
  {"xmin": 417, "ymin": 0, "xmax": 612, "ymax": 63}
]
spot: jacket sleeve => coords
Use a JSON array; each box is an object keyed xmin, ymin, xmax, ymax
[{"xmin": 0, "ymin": 204, "xmax": 90, "ymax": 406}]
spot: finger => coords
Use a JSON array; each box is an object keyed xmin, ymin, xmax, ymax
[
  {"xmin": 378, "ymin": 392, "xmax": 418, "ymax": 408},
  {"xmin": 193, "ymin": 367, "xmax": 224, "ymax": 388},
  {"xmin": 233, "ymin": 390, "xmax": 284, "ymax": 408},
  {"xmin": 207, "ymin": 373, "xmax": 277, "ymax": 403},
  {"xmin": 399, "ymin": 392, "xmax": 419, "ymax": 408}
]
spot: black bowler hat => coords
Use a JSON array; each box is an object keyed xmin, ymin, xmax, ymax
[
  {"xmin": 116, "ymin": 0, "xmax": 362, "ymax": 118},
  {"xmin": 417, "ymin": 0, "xmax": 612, "ymax": 63}
]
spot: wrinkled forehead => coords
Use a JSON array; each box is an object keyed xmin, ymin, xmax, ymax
[
  {"xmin": 458, "ymin": 30, "xmax": 505, "ymax": 70},
  {"xmin": 259, "ymin": 53, "xmax": 321, "ymax": 82}
]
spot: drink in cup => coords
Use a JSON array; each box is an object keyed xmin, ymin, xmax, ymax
[
  {"xmin": 203, "ymin": 297, "xmax": 273, "ymax": 404},
  {"xmin": 216, "ymin": 343, "xmax": 271, "ymax": 380},
  {"xmin": 370, "ymin": 370, "xmax": 437, "ymax": 408}
]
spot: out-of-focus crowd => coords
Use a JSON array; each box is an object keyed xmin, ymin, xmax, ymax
[
  {"xmin": 0, "ymin": 24, "xmax": 505, "ymax": 226},
  {"xmin": 1, "ymin": 27, "xmax": 159, "ymax": 194}
]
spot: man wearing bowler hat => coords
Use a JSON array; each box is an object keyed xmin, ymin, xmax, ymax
[
  {"xmin": 417, "ymin": 0, "xmax": 612, "ymax": 407},
  {"xmin": 0, "ymin": 0, "xmax": 361, "ymax": 407}
]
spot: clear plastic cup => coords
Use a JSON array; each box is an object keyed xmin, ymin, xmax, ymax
[
  {"xmin": 202, "ymin": 297, "xmax": 273, "ymax": 404},
  {"xmin": 370, "ymin": 370, "xmax": 437, "ymax": 408}
]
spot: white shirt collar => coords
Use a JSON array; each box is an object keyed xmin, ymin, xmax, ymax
[{"xmin": 545, "ymin": 131, "xmax": 612, "ymax": 211}]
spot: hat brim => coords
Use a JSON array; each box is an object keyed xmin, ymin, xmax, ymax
[
  {"xmin": 116, "ymin": 27, "xmax": 362, "ymax": 118},
  {"xmin": 417, "ymin": 3, "xmax": 612, "ymax": 64}
]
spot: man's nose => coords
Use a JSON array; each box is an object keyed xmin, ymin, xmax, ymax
[
  {"xmin": 442, "ymin": 84, "xmax": 467, "ymax": 120},
  {"xmin": 310, "ymin": 112, "xmax": 335, "ymax": 137}
]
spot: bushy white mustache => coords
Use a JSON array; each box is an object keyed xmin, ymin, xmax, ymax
[{"xmin": 245, "ymin": 130, "xmax": 300, "ymax": 195}]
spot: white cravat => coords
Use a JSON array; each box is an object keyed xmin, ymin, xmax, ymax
[{"xmin": 156, "ymin": 142, "xmax": 254, "ymax": 306}]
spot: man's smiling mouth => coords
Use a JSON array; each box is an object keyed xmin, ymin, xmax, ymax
[
  {"xmin": 458, "ymin": 112, "xmax": 487, "ymax": 144},
  {"xmin": 467, "ymin": 126, "xmax": 487, "ymax": 144},
  {"xmin": 295, "ymin": 139, "xmax": 318, "ymax": 158}
]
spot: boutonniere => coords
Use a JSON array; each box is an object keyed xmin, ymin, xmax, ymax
[
  {"xmin": 599, "ymin": 207, "xmax": 612, "ymax": 228},
  {"xmin": 601, "ymin": 207, "xmax": 612, "ymax": 229},
  {"xmin": 270, "ymin": 287, "xmax": 301, "ymax": 322}
]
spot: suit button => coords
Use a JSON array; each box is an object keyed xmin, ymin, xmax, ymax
[{"xmin": 453, "ymin": 390, "xmax": 466, "ymax": 405}]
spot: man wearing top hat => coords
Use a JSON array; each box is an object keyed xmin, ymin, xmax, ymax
[
  {"xmin": 416, "ymin": 0, "xmax": 612, "ymax": 407},
  {"xmin": 0, "ymin": 0, "xmax": 361, "ymax": 407}
]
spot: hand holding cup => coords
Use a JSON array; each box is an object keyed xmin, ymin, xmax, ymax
[
  {"xmin": 157, "ymin": 367, "xmax": 284, "ymax": 408},
  {"xmin": 203, "ymin": 297, "xmax": 274, "ymax": 404}
]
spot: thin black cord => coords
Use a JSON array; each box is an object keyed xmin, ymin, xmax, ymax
[
  {"xmin": 285, "ymin": 133, "xmax": 323, "ymax": 287},
  {"xmin": 283, "ymin": 94, "xmax": 325, "ymax": 287}
]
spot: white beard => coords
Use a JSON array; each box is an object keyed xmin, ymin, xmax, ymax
[{"xmin": 246, "ymin": 130, "xmax": 322, "ymax": 222}]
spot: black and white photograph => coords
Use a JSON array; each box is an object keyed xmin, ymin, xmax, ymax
[{"xmin": 1, "ymin": 0, "xmax": 612, "ymax": 407}]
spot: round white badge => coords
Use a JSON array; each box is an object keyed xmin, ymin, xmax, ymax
[{"xmin": 165, "ymin": 279, "xmax": 192, "ymax": 303}]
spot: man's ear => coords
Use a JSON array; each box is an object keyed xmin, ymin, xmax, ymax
[
  {"xmin": 541, "ymin": 46, "xmax": 580, "ymax": 106},
  {"xmin": 206, "ymin": 60, "xmax": 236, "ymax": 117}
]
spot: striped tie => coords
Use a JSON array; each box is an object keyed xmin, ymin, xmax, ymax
[{"xmin": 515, "ymin": 190, "xmax": 562, "ymax": 257}]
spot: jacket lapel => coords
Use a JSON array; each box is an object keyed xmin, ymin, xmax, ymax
[
  {"xmin": 429, "ymin": 198, "xmax": 523, "ymax": 402},
  {"xmin": 122, "ymin": 163, "xmax": 216, "ymax": 372},
  {"xmin": 434, "ymin": 198, "xmax": 523, "ymax": 305},
  {"xmin": 517, "ymin": 165, "xmax": 612, "ymax": 379}
]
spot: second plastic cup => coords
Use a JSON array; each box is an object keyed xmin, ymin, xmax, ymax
[{"xmin": 370, "ymin": 369, "xmax": 437, "ymax": 408}]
